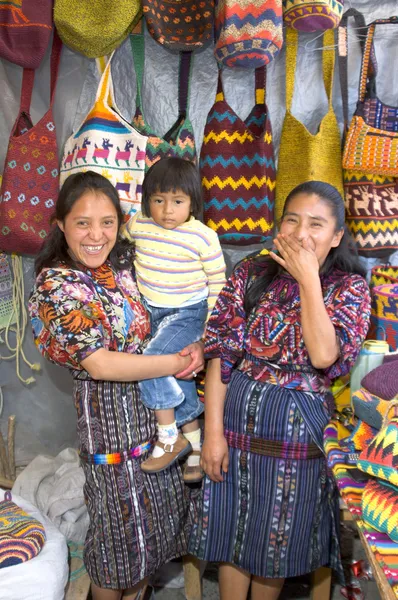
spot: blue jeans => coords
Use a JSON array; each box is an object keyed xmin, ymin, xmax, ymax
[{"xmin": 139, "ymin": 300, "xmax": 206, "ymax": 427}]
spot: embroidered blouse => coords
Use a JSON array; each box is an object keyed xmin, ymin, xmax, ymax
[
  {"xmin": 204, "ymin": 258, "xmax": 371, "ymax": 393},
  {"xmin": 29, "ymin": 262, "xmax": 150, "ymax": 371}
]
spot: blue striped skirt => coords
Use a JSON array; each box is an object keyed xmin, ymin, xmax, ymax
[{"xmin": 189, "ymin": 370, "xmax": 343, "ymax": 580}]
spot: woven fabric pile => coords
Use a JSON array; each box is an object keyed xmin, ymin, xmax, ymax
[{"xmin": 324, "ymin": 354, "xmax": 398, "ymax": 596}]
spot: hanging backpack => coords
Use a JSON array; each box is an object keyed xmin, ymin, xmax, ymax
[
  {"xmin": 275, "ymin": 28, "xmax": 343, "ymax": 223},
  {"xmin": 201, "ymin": 67, "xmax": 275, "ymax": 245},
  {"xmin": 214, "ymin": 0, "xmax": 283, "ymax": 68},
  {"xmin": 59, "ymin": 52, "xmax": 147, "ymax": 222},
  {"xmin": 342, "ymin": 17, "xmax": 398, "ymax": 257},
  {"xmin": 283, "ymin": 0, "xmax": 344, "ymax": 32},
  {"xmin": 143, "ymin": 0, "xmax": 214, "ymax": 51},
  {"xmin": 54, "ymin": 0, "xmax": 142, "ymax": 58},
  {"xmin": 130, "ymin": 27, "xmax": 196, "ymax": 171},
  {"xmin": 0, "ymin": 33, "xmax": 62, "ymax": 255},
  {"xmin": 0, "ymin": 0, "xmax": 53, "ymax": 69}
]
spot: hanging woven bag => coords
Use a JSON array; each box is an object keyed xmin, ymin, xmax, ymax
[
  {"xmin": 54, "ymin": 0, "xmax": 142, "ymax": 58},
  {"xmin": 59, "ymin": 52, "xmax": 147, "ymax": 222},
  {"xmin": 0, "ymin": 33, "xmax": 62, "ymax": 255},
  {"xmin": 214, "ymin": 0, "xmax": 283, "ymax": 68},
  {"xmin": 342, "ymin": 18, "xmax": 398, "ymax": 257},
  {"xmin": 275, "ymin": 28, "xmax": 343, "ymax": 223},
  {"xmin": 283, "ymin": 0, "xmax": 344, "ymax": 32},
  {"xmin": 201, "ymin": 67, "xmax": 275, "ymax": 245},
  {"xmin": 130, "ymin": 26, "xmax": 196, "ymax": 171},
  {"xmin": 143, "ymin": 0, "xmax": 214, "ymax": 51},
  {"xmin": 0, "ymin": 0, "xmax": 53, "ymax": 69}
]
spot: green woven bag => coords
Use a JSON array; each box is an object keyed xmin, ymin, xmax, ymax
[{"xmin": 54, "ymin": 0, "xmax": 142, "ymax": 58}]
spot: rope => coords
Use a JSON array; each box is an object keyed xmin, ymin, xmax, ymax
[{"xmin": 0, "ymin": 255, "xmax": 40, "ymax": 385}]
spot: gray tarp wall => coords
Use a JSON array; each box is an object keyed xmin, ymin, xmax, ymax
[{"xmin": 1, "ymin": 0, "xmax": 397, "ymax": 465}]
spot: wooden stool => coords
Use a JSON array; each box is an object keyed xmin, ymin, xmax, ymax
[{"xmin": 311, "ymin": 567, "xmax": 332, "ymax": 600}]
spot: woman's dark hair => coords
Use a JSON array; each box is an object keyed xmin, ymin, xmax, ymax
[
  {"xmin": 35, "ymin": 171, "xmax": 130, "ymax": 275},
  {"xmin": 141, "ymin": 157, "xmax": 202, "ymax": 219},
  {"xmin": 244, "ymin": 181, "xmax": 367, "ymax": 315}
]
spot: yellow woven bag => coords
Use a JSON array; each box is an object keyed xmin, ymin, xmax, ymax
[
  {"xmin": 275, "ymin": 28, "xmax": 343, "ymax": 223},
  {"xmin": 54, "ymin": 0, "xmax": 142, "ymax": 58}
]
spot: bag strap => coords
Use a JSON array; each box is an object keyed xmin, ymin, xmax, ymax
[
  {"xmin": 19, "ymin": 30, "xmax": 62, "ymax": 114},
  {"xmin": 285, "ymin": 29, "xmax": 335, "ymax": 112},
  {"xmin": 358, "ymin": 16, "xmax": 398, "ymax": 105},
  {"xmin": 255, "ymin": 66, "xmax": 266, "ymax": 105},
  {"xmin": 177, "ymin": 51, "xmax": 193, "ymax": 118},
  {"xmin": 130, "ymin": 22, "xmax": 145, "ymax": 112},
  {"xmin": 337, "ymin": 8, "xmax": 375, "ymax": 132},
  {"xmin": 163, "ymin": 50, "xmax": 193, "ymax": 141}
]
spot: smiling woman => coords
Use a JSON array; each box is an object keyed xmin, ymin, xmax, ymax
[
  {"xmin": 29, "ymin": 171, "xmax": 205, "ymax": 600},
  {"xmin": 190, "ymin": 181, "xmax": 372, "ymax": 600}
]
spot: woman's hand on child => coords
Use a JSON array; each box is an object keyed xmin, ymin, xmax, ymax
[
  {"xmin": 175, "ymin": 341, "xmax": 205, "ymax": 379},
  {"xmin": 201, "ymin": 434, "xmax": 229, "ymax": 482},
  {"xmin": 269, "ymin": 233, "xmax": 319, "ymax": 285}
]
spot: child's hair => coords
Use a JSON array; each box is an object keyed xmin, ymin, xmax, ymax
[
  {"xmin": 141, "ymin": 157, "xmax": 203, "ymax": 219},
  {"xmin": 35, "ymin": 171, "xmax": 130, "ymax": 275}
]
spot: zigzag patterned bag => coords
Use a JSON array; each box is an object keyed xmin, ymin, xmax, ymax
[
  {"xmin": 214, "ymin": 0, "xmax": 283, "ymax": 68},
  {"xmin": 59, "ymin": 51, "xmax": 147, "ymax": 222},
  {"xmin": 201, "ymin": 67, "xmax": 275, "ymax": 245},
  {"xmin": 358, "ymin": 400, "xmax": 398, "ymax": 487},
  {"xmin": 283, "ymin": 0, "xmax": 344, "ymax": 31},
  {"xmin": 130, "ymin": 28, "xmax": 196, "ymax": 171},
  {"xmin": 0, "ymin": 491, "xmax": 46, "ymax": 568},
  {"xmin": 342, "ymin": 17, "xmax": 398, "ymax": 256},
  {"xmin": 362, "ymin": 478, "xmax": 398, "ymax": 544},
  {"xmin": 370, "ymin": 265, "xmax": 398, "ymax": 288}
]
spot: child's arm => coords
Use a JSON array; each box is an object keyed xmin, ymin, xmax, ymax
[
  {"xmin": 119, "ymin": 211, "xmax": 139, "ymax": 242},
  {"xmin": 200, "ymin": 230, "xmax": 226, "ymax": 321}
]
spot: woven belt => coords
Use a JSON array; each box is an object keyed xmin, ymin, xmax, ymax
[
  {"xmin": 224, "ymin": 429, "xmax": 324, "ymax": 460},
  {"xmin": 79, "ymin": 441, "xmax": 152, "ymax": 465}
]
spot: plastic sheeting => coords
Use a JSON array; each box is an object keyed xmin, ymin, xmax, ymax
[{"xmin": 0, "ymin": 1, "xmax": 398, "ymax": 463}]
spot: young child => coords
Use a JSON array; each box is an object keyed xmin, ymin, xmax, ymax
[{"xmin": 121, "ymin": 157, "xmax": 226, "ymax": 482}]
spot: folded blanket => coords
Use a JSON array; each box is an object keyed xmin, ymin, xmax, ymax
[{"xmin": 12, "ymin": 448, "xmax": 88, "ymax": 544}]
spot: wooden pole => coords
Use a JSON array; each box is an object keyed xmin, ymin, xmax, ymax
[
  {"xmin": 7, "ymin": 415, "xmax": 16, "ymax": 480},
  {"xmin": 0, "ymin": 430, "xmax": 10, "ymax": 480},
  {"xmin": 0, "ymin": 475, "xmax": 14, "ymax": 489}
]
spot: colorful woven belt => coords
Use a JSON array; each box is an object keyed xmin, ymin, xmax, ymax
[
  {"xmin": 79, "ymin": 441, "xmax": 152, "ymax": 465},
  {"xmin": 224, "ymin": 429, "xmax": 324, "ymax": 460}
]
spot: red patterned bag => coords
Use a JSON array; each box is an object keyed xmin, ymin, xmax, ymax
[
  {"xmin": 0, "ymin": 33, "xmax": 62, "ymax": 255},
  {"xmin": 0, "ymin": 0, "xmax": 53, "ymax": 69}
]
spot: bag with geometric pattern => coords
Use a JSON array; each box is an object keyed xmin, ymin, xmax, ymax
[
  {"xmin": 358, "ymin": 400, "xmax": 398, "ymax": 487},
  {"xmin": 214, "ymin": 0, "xmax": 283, "ymax": 68},
  {"xmin": 283, "ymin": 0, "xmax": 344, "ymax": 32},
  {"xmin": 342, "ymin": 17, "xmax": 398, "ymax": 256},
  {"xmin": 370, "ymin": 265, "xmax": 398, "ymax": 288},
  {"xmin": 0, "ymin": 33, "xmax": 62, "ymax": 255},
  {"xmin": 368, "ymin": 284, "xmax": 398, "ymax": 352}
]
